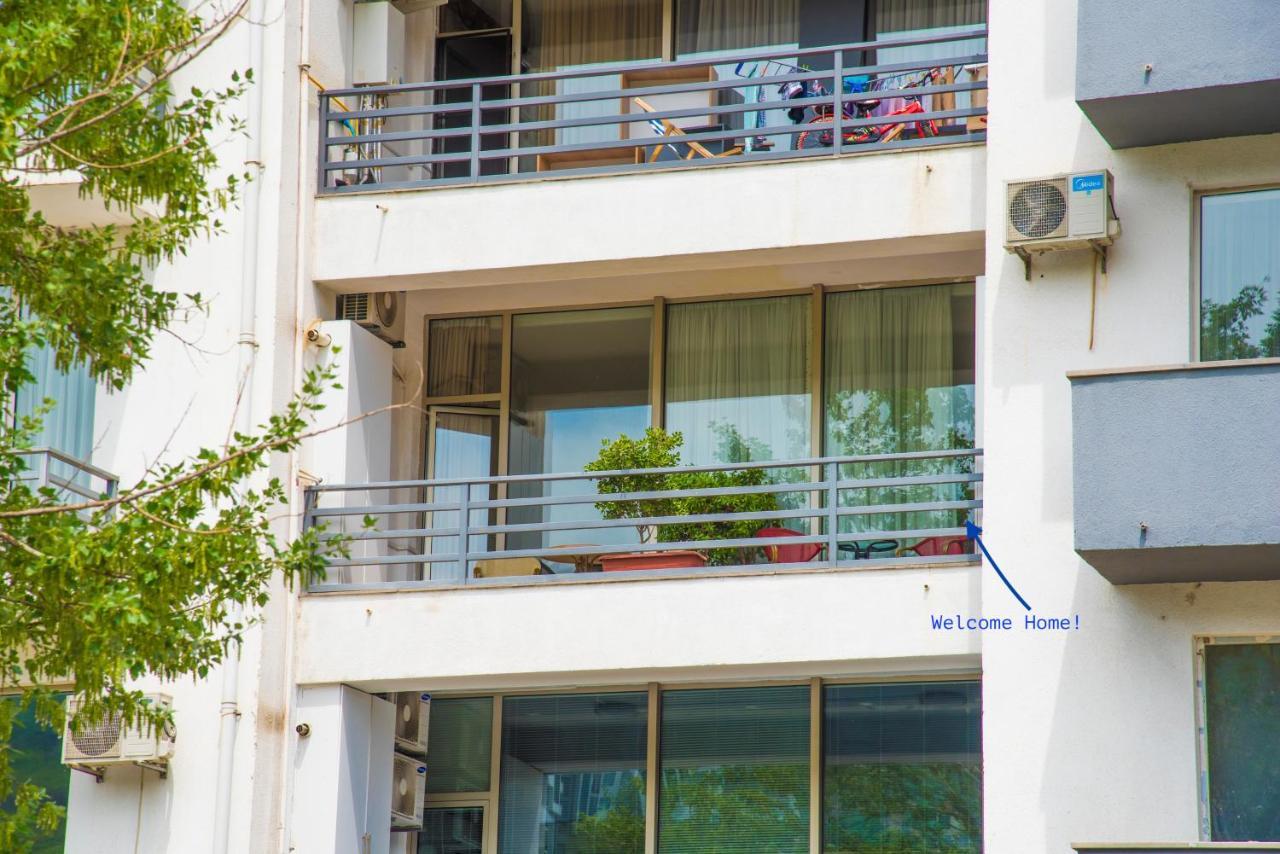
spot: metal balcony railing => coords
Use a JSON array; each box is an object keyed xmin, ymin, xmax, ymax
[
  {"xmin": 318, "ymin": 28, "xmax": 987, "ymax": 193},
  {"xmin": 13, "ymin": 448, "xmax": 118, "ymax": 504},
  {"xmin": 303, "ymin": 448, "xmax": 982, "ymax": 591}
]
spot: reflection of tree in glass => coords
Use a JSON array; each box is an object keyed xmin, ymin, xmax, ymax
[
  {"xmin": 1200, "ymin": 282, "xmax": 1280, "ymax": 360},
  {"xmin": 824, "ymin": 763, "xmax": 982, "ymax": 854},
  {"xmin": 826, "ymin": 385, "xmax": 976, "ymax": 548},
  {"xmin": 658, "ymin": 763, "xmax": 810, "ymax": 854},
  {"xmin": 568, "ymin": 774, "xmax": 646, "ymax": 854},
  {"xmin": 1205, "ymin": 644, "xmax": 1280, "ymax": 841}
]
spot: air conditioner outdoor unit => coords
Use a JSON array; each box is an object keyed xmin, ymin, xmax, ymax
[
  {"xmin": 337, "ymin": 291, "xmax": 406, "ymax": 347},
  {"xmin": 391, "ymin": 751, "xmax": 427, "ymax": 830},
  {"xmin": 61, "ymin": 693, "xmax": 176, "ymax": 779},
  {"xmin": 1005, "ymin": 170, "xmax": 1120, "ymax": 278},
  {"xmin": 352, "ymin": 1, "xmax": 405, "ymax": 87},
  {"xmin": 393, "ymin": 692, "xmax": 430, "ymax": 756}
]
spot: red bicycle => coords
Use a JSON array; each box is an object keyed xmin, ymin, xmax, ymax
[{"xmin": 796, "ymin": 67, "xmax": 943, "ymax": 150}]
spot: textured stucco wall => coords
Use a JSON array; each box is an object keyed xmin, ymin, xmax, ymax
[
  {"xmin": 1075, "ymin": 0, "xmax": 1280, "ymax": 147},
  {"xmin": 1071, "ymin": 362, "xmax": 1280, "ymax": 581}
]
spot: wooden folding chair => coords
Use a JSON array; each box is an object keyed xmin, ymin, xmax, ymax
[{"xmin": 632, "ymin": 97, "xmax": 744, "ymax": 162}]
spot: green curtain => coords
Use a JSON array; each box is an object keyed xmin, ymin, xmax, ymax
[
  {"xmin": 665, "ymin": 295, "xmax": 811, "ymax": 465},
  {"xmin": 824, "ymin": 283, "xmax": 975, "ymax": 553}
]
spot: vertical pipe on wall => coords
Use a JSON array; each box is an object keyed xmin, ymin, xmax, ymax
[{"xmin": 213, "ymin": 0, "xmax": 266, "ymax": 850}]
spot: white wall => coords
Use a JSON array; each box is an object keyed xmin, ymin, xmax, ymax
[
  {"xmin": 311, "ymin": 144, "xmax": 987, "ymax": 293},
  {"xmin": 980, "ymin": 0, "xmax": 1280, "ymax": 850},
  {"xmin": 296, "ymin": 566, "xmax": 982, "ymax": 692}
]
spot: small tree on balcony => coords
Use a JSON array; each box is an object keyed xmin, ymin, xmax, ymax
[
  {"xmin": 586, "ymin": 428, "xmax": 779, "ymax": 566},
  {"xmin": 0, "ymin": 3, "xmax": 358, "ymax": 851}
]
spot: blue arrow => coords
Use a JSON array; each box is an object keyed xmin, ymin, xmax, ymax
[{"xmin": 965, "ymin": 519, "xmax": 1032, "ymax": 612}]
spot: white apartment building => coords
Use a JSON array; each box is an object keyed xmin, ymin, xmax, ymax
[{"xmin": 23, "ymin": 0, "xmax": 1280, "ymax": 852}]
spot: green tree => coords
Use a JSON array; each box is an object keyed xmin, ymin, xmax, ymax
[
  {"xmin": 0, "ymin": 3, "xmax": 348, "ymax": 850},
  {"xmin": 1200, "ymin": 284, "xmax": 1268, "ymax": 361}
]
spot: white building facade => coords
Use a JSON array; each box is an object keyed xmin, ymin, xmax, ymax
[{"xmin": 45, "ymin": 0, "xmax": 1280, "ymax": 852}]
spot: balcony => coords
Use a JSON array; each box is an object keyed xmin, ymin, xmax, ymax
[
  {"xmin": 14, "ymin": 448, "xmax": 118, "ymax": 504},
  {"xmin": 317, "ymin": 29, "xmax": 987, "ymax": 193},
  {"xmin": 302, "ymin": 449, "xmax": 982, "ymax": 591},
  {"xmin": 1069, "ymin": 360, "xmax": 1280, "ymax": 584},
  {"xmin": 1076, "ymin": 0, "xmax": 1280, "ymax": 148}
]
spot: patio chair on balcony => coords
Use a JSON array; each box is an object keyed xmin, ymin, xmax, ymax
[
  {"xmin": 473, "ymin": 557, "xmax": 546, "ymax": 578},
  {"xmin": 755, "ymin": 527, "xmax": 823, "ymax": 564},
  {"xmin": 897, "ymin": 536, "xmax": 968, "ymax": 558},
  {"xmin": 632, "ymin": 97, "xmax": 744, "ymax": 163}
]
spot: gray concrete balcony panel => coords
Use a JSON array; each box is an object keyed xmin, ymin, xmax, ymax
[
  {"xmin": 1069, "ymin": 360, "xmax": 1280, "ymax": 584},
  {"xmin": 1076, "ymin": 0, "xmax": 1280, "ymax": 148}
]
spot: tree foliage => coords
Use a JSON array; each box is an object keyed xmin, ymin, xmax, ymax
[
  {"xmin": 0, "ymin": 3, "xmax": 342, "ymax": 851},
  {"xmin": 585, "ymin": 427, "xmax": 780, "ymax": 565}
]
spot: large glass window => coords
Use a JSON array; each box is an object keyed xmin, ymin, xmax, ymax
[
  {"xmin": 427, "ymin": 697, "xmax": 494, "ymax": 795},
  {"xmin": 823, "ymin": 681, "xmax": 982, "ymax": 853},
  {"xmin": 1199, "ymin": 188, "xmax": 1280, "ymax": 361},
  {"xmin": 419, "ymin": 806, "xmax": 485, "ymax": 854},
  {"xmin": 1202, "ymin": 640, "xmax": 1280, "ymax": 841},
  {"xmin": 3, "ymin": 698, "xmax": 69, "ymax": 854},
  {"xmin": 507, "ymin": 307, "xmax": 652, "ymax": 555},
  {"xmin": 498, "ymin": 692, "xmax": 648, "ymax": 854},
  {"xmin": 659, "ymin": 685, "xmax": 810, "ymax": 853},
  {"xmin": 665, "ymin": 296, "xmax": 811, "ymax": 465}
]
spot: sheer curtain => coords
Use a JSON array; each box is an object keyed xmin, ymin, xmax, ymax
[
  {"xmin": 665, "ymin": 296, "xmax": 811, "ymax": 465},
  {"xmin": 428, "ymin": 316, "xmax": 502, "ymax": 398},
  {"xmin": 824, "ymin": 283, "xmax": 975, "ymax": 547},
  {"xmin": 677, "ymin": 0, "xmax": 799, "ymax": 54}
]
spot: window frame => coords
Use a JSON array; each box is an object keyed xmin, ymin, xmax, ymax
[
  {"xmin": 1194, "ymin": 634, "xmax": 1280, "ymax": 842},
  {"xmin": 1190, "ymin": 184, "xmax": 1280, "ymax": 363},
  {"xmin": 417, "ymin": 672, "xmax": 981, "ymax": 854}
]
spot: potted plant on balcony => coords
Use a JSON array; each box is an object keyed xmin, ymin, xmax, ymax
[{"xmin": 584, "ymin": 427, "xmax": 780, "ymax": 570}]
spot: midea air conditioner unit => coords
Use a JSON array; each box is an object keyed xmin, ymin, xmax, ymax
[
  {"xmin": 391, "ymin": 751, "xmax": 427, "ymax": 830},
  {"xmin": 393, "ymin": 692, "xmax": 430, "ymax": 756},
  {"xmin": 62, "ymin": 693, "xmax": 176, "ymax": 779},
  {"xmin": 337, "ymin": 291, "xmax": 406, "ymax": 347},
  {"xmin": 1004, "ymin": 170, "xmax": 1120, "ymax": 279}
]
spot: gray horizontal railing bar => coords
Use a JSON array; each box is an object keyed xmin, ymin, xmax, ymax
[
  {"xmin": 322, "ymin": 27, "xmax": 988, "ymax": 97},
  {"xmin": 312, "ymin": 448, "xmax": 981, "ymax": 492},
  {"xmin": 836, "ymin": 471, "xmax": 982, "ymax": 490},
  {"xmin": 307, "ymin": 550, "xmax": 979, "ymax": 592},
  {"xmin": 836, "ymin": 498, "xmax": 982, "ymax": 517},
  {"xmin": 320, "ymin": 521, "xmax": 975, "ymax": 569},
  {"xmin": 464, "ymin": 505, "xmax": 822, "ymax": 537},
  {"xmin": 17, "ymin": 447, "xmax": 118, "ymax": 485},
  {"xmin": 326, "ymin": 105, "xmax": 986, "ymax": 173},
  {"xmin": 322, "ymin": 522, "xmax": 967, "ymax": 555},
  {"xmin": 415, "ymin": 53, "xmax": 988, "ymax": 115},
  {"xmin": 323, "ymin": 53, "xmax": 986, "ymax": 129},
  {"xmin": 326, "ymin": 77, "xmax": 987, "ymax": 148},
  {"xmin": 313, "ymin": 480, "xmax": 824, "ymax": 518},
  {"xmin": 308, "ymin": 500, "xmax": 460, "ymax": 518},
  {"xmin": 320, "ymin": 526, "xmax": 462, "ymax": 542}
]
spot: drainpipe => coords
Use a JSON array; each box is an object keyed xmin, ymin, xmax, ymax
[{"xmin": 212, "ymin": 0, "xmax": 266, "ymax": 851}]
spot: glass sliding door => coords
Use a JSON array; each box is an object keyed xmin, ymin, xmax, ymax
[
  {"xmin": 428, "ymin": 408, "xmax": 500, "ymax": 581},
  {"xmin": 824, "ymin": 282, "xmax": 975, "ymax": 558},
  {"xmin": 507, "ymin": 307, "xmax": 652, "ymax": 558},
  {"xmin": 658, "ymin": 685, "xmax": 810, "ymax": 853},
  {"xmin": 665, "ymin": 295, "xmax": 811, "ymax": 465},
  {"xmin": 497, "ymin": 692, "xmax": 648, "ymax": 854},
  {"xmin": 823, "ymin": 681, "xmax": 982, "ymax": 853}
]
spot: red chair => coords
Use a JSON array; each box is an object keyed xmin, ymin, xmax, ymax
[
  {"xmin": 755, "ymin": 527, "xmax": 823, "ymax": 564},
  {"xmin": 900, "ymin": 536, "xmax": 968, "ymax": 557}
]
